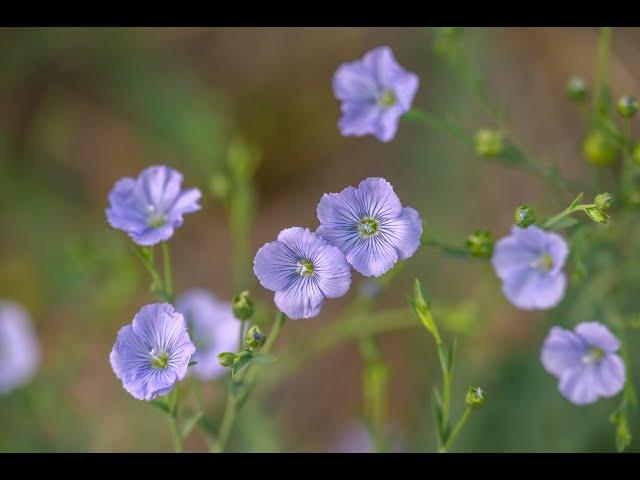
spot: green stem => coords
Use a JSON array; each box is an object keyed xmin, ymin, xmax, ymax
[
  {"xmin": 403, "ymin": 108, "xmax": 474, "ymax": 148},
  {"xmin": 213, "ymin": 311, "xmax": 287, "ymax": 453},
  {"xmin": 595, "ymin": 27, "xmax": 612, "ymax": 118},
  {"xmin": 421, "ymin": 236, "xmax": 471, "ymax": 260},
  {"xmin": 161, "ymin": 241, "xmax": 174, "ymax": 303},
  {"xmin": 542, "ymin": 203, "xmax": 595, "ymax": 230},
  {"xmin": 438, "ymin": 346, "xmax": 452, "ymax": 434},
  {"xmin": 168, "ymin": 415, "xmax": 183, "ymax": 453},
  {"xmin": 359, "ymin": 336, "xmax": 388, "ymax": 453},
  {"xmin": 440, "ymin": 406, "xmax": 472, "ymax": 453}
]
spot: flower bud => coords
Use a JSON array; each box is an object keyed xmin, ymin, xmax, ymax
[
  {"xmin": 594, "ymin": 192, "xmax": 614, "ymax": 211},
  {"xmin": 585, "ymin": 206, "xmax": 609, "ymax": 225},
  {"xmin": 465, "ymin": 386, "xmax": 486, "ymax": 409},
  {"xmin": 583, "ymin": 130, "xmax": 618, "ymax": 167},
  {"xmin": 465, "ymin": 230, "xmax": 494, "ymax": 258},
  {"xmin": 514, "ymin": 205, "xmax": 535, "ymax": 228},
  {"xmin": 475, "ymin": 129, "xmax": 504, "ymax": 158},
  {"xmin": 218, "ymin": 352, "xmax": 237, "ymax": 367},
  {"xmin": 232, "ymin": 291, "xmax": 254, "ymax": 321},
  {"xmin": 616, "ymin": 95, "xmax": 639, "ymax": 118},
  {"xmin": 245, "ymin": 325, "xmax": 266, "ymax": 349},
  {"xmin": 567, "ymin": 76, "xmax": 588, "ymax": 103}
]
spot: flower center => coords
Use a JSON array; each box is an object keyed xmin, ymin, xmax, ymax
[
  {"xmin": 358, "ymin": 217, "xmax": 379, "ymax": 238},
  {"xmin": 582, "ymin": 346, "xmax": 605, "ymax": 364},
  {"xmin": 146, "ymin": 205, "xmax": 167, "ymax": 228},
  {"xmin": 149, "ymin": 348, "xmax": 169, "ymax": 369},
  {"xmin": 378, "ymin": 89, "xmax": 397, "ymax": 107},
  {"xmin": 295, "ymin": 259, "xmax": 314, "ymax": 277},
  {"xmin": 531, "ymin": 253, "xmax": 554, "ymax": 272}
]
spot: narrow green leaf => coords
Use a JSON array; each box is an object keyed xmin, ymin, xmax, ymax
[
  {"xmin": 188, "ymin": 361, "xmax": 198, "ymax": 368},
  {"xmin": 410, "ymin": 279, "xmax": 441, "ymax": 344},
  {"xmin": 569, "ymin": 192, "xmax": 584, "ymax": 210},
  {"xmin": 431, "ymin": 387, "xmax": 445, "ymax": 445},
  {"xmin": 181, "ymin": 411, "xmax": 204, "ymax": 439}
]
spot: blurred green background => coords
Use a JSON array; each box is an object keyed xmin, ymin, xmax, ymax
[{"xmin": 1, "ymin": 27, "xmax": 640, "ymax": 452}]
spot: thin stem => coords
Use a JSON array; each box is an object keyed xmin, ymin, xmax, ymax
[
  {"xmin": 542, "ymin": 203, "xmax": 595, "ymax": 230},
  {"xmin": 359, "ymin": 336, "xmax": 388, "ymax": 453},
  {"xmin": 168, "ymin": 415, "xmax": 183, "ymax": 453},
  {"xmin": 403, "ymin": 108, "xmax": 474, "ymax": 148},
  {"xmin": 161, "ymin": 242, "xmax": 174, "ymax": 303},
  {"xmin": 421, "ymin": 237, "xmax": 471, "ymax": 260},
  {"xmin": 213, "ymin": 311, "xmax": 287, "ymax": 453},
  {"xmin": 595, "ymin": 27, "xmax": 612, "ymax": 118},
  {"xmin": 440, "ymin": 406, "xmax": 472, "ymax": 453},
  {"xmin": 438, "ymin": 347, "xmax": 452, "ymax": 434}
]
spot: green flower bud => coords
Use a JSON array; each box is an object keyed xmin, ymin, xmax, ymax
[
  {"xmin": 218, "ymin": 352, "xmax": 237, "ymax": 367},
  {"xmin": 475, "ymin": 129, "xmax": 504, "ymax": 158},
  {"xmin": 465, "ymin": 386, "xmax": 486, "ymax": 409},
  {"xmin": 567, "ymin": 76, "xmax": 588, "ymax": 103},
  {"xmin": 514, "ymin": 205, "xmax": 536, "ymax": 228},
  {"xmin": 465, "ymin": 230, "xmax": 494, "ymax": 258},
  {"xmin": 585, "ymin": 206, "xmax": 609, "ymax": 225},
  {"xmin": 583, "ymin": 130, "xmax": 618, "ymax": 167},
  {"xmin": 209, "ymin": 172, "xmax": 230, "ymax": 200},
  {"xmin": 594, "ymin": 192, "xmax": 614, "ymax": 211},
  {"xmin": 245, "ymin": 325, "xmax": 266, "ymax": 349},
  {"xmin": 232, "ymin": 291, "xmax": 254, "ymax": 321},
  {"xmin": 616, "ymin": 95, "xmax": 639, "ymax": 118}
]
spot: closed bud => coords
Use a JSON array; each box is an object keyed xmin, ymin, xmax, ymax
[
  {"xmin": 475, "ymin": 129, "xmax": 504, "ymax": 158},
  {"xmin": 209, "ymin": 172, "xmax": 230, "ymax": 200},
  {"xmin": 218, "ymin": 352, "xmax": 237, "ymax": 367},
  {"xmin": 514, "ymin": 205, "xmax": 535, "ymax": 228},
  {"xmin": 465, "ymin": 386, "xmax": 486, "ymax": 409},
  {"xmin": 232, "ymin": 291, "xmax": 254, "ymax": 321},
  {"xmin": 585, "ymin": 206, "xmax": 609, "ymax": 225},
  {"xmin": 616, "ymin": 95, "xmax": 639, "ymax": 118},
  {"xmin": 567, "ymin": 76, "xmax": 588, "ymax": 103},
  {"xmin": 583, "ymin": 130, "xmax": 618, "ymax": 167},
  {"xmin": 594, "ymin": 192, "xmax": 614, "ymax": 211},
  {"xmin": 245, "ymin": 325, "xmax": 266, "ymax": 349},
  {"xmin": 466, "ymin": 230, "xmax": 494, "ymax": 258}
]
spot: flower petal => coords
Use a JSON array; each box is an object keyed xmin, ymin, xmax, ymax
[
  {"xmin": 274, "ymin": 277, "xmax": 324, "ymax": 319},
  {"xmin": 540, "ymin": 326, "xmax": 587, "ymax": 377},
  {"xmin": 575, "ymin": 322, "xmax": 620, "ymax": 353}
]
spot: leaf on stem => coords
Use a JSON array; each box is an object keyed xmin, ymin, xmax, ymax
[
  {"xmin": 410, "ymin": 279, "xmax": 441, "ymax": 344},
  {"xmin": 231, "ymin": 350, "xmax": 254, "ymax": 378},
  {"xmin": 181, "ymin": 411, "xmax": 204, "ymax": 439}
]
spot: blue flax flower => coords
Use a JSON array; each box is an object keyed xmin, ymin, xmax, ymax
[
  {"xmin": 253, "ymin": 227, "xmax": 351, "ymax": 319},
  {"xmin": 492, "ymin": 225, "xmax": 568, "ymax": 310},
  {"xmin": 176, "ymin": 289, "xmax": 238, "ymax": 380},
  {"xmin": 333, "ymin": 46, "xmax": 419, "ymax": 142},
  {"xmin": 110, "ymin": 303, "xmax": 196, "ymax": 401},
  {"xmin": 316, "ymin": 177, "xmax": 423, "ymax": 277},
  {"xmin": 106, "ymin": 165, "xmax": 201, "ymax": 246},
  {"xmin": 0, "ymin": 301, "xmax": 40, "ymax": 395},
  {"xmin": 541, "ymin": 322, "xmax": 625, "ymax": 405}
]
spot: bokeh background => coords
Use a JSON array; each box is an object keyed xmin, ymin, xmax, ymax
[{"xmin": 1, "ymin": 27, "xmax": 640, "ymax": 452}]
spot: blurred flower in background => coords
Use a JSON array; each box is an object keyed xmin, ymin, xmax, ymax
[
  {"xmin": 176, "ymin": 289, "xmax": 238, "ymax": 380},
  {"xmin": 0, "ymin": 301, "xmax": 40, "ymax": 395}
]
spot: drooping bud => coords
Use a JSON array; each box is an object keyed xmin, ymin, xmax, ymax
[
  {"xmin": 465, "ymin": 230, "xmax": 494, "ymax": 258},
  {"xmin": 514, "ymin": 205, "xmax": 536, "ymax": 228},
  {"xmin": 465, "ymin": 386, "xmax": 486, "ymax": 409},
  {"xmin": 245, "ymin": 325, "xmax": 266, "ymax": 349},
  {"xmin": 232, "ymin": 291, "xmax": 254, "ymax": 321},
  {"xmin": 616, "ymin": 95, "xmax": 639, "ymax": 119},
  {"xmin": 218, "ymin": 352, "xmax": 237, "ymax": 367},
  {"xmin": 594, "ymin": 192, "xmax": 614, "ymax": 211},
  {"xmin": 474, "ymin": 129, "xmax": 504, "ymax": 158},
  {"xmin": 585, "ymin": 207, "xmax": 609, "ymax": 225},
  {"xmin": 583, "ymin": 130, "xmax": 618, "ymax": 167},
  {"xmin": 567, "ymin": 76, "xmax": 588, "ymax": 103}
]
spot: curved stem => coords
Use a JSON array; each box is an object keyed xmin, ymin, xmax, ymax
[
  {"xmin": 161, "ymin": 241, "xmax": 174, "ymax": 303},
  {"xmin": 440, "ymin": 406, "xmax": 472, "ymax": 453},
  {"xmin": 213, "ymin": 311, "xmax": 287, "ymax": 453}
]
